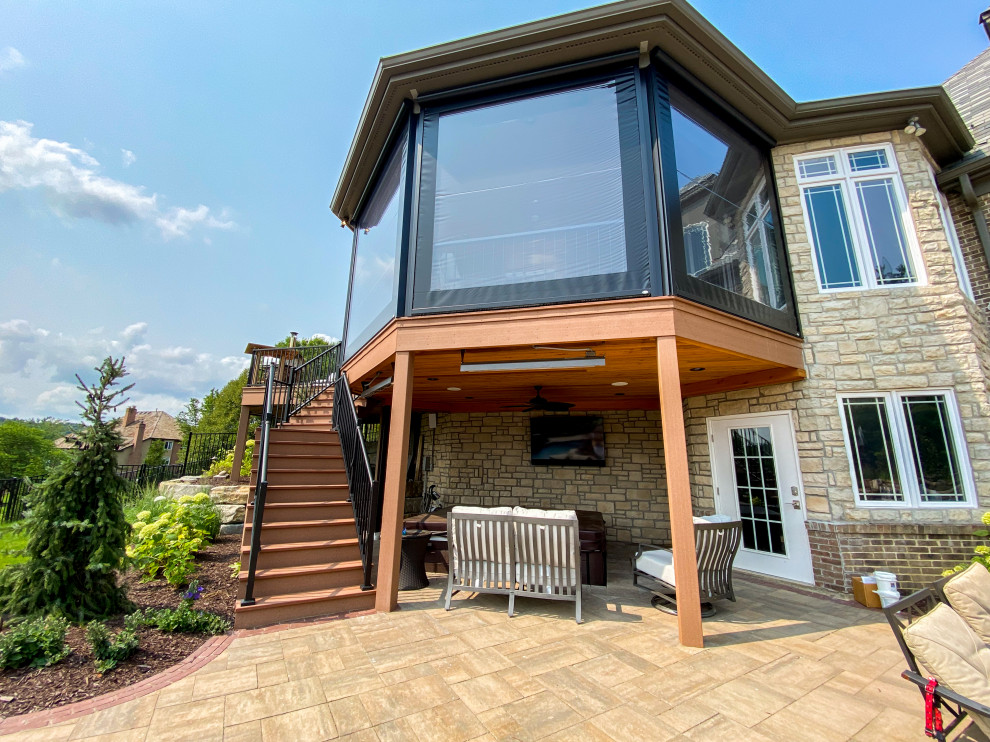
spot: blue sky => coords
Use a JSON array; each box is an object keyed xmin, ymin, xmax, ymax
[{"xmin": 0, "ymin": 0, "xmax": 986, "ymax": 420}]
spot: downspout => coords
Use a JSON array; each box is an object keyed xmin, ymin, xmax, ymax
[{"xmin": 960, "ymin": 173, "xmax": 990, "ymax": 270}]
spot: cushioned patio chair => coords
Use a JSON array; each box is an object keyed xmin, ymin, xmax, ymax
[
  {"xmin": 934, "ymin": 563, "xmax": 990, "ymax": 645},
  {"xmin": 883, "ymin": 586, "xmax": 990, "ymax": 739},
  {"xmin": 632, "ymin": 516, "xmax": 741, "ymax": 617}
]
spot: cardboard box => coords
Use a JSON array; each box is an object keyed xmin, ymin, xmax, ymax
[{"xmin": 852, "ymin": 576, "xmax": 882, "ymax": 608}]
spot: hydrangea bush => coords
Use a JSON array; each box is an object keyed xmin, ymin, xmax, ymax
[{"xmin": 127, "ymin": 494, "xmax": 220, "ymax": 586}]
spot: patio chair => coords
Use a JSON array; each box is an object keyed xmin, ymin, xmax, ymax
[
  {"xmin": 632, "ymin": 517, "xmax": 741, "ymax": 617},
  {"xmin": 883, "ymin": 587, "xmax": 990, "ymax": 739},
  {"xmin": 934, "ymin": 563, "xmax": 990, "ymax": 645}
]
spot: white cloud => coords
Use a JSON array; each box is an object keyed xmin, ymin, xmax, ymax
[
  {"xmin": 121, "ymin": 148, "xmax": 136, "ymax": 168},
  {"xmin": 0, "ymin": 47, "xmax": 25, "ymax": 74},
  {"xmin": 0, "ymin": 318, "xmax": 249, "ymax": 419},
  {"xmin": 0, "ymin": 120, "xmax": 237, "ymax": 240}
]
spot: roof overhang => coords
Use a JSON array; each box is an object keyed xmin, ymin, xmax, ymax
[{"xmin": 331, "ymin": 0, "xmax": 974, "ymax": 222}]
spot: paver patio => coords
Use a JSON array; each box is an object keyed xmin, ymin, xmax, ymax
[{"xmin": 1, "ymin": 552, "xmax": 985, "ymax": 742}]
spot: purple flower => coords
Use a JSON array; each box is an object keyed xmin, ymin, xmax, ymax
[{"xmin": 182, "ymin": 582, "xmax": 204, "ymax": 601}]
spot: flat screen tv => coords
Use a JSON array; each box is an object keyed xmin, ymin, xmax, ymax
[{"xmin": 530, "ymin": 416, "xmax": 606, "ymax": 467}]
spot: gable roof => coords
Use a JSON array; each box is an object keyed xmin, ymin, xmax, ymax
[
  {"xmin": 331, "ymin": 0, "xmax": 973, "ymax": 223},
  {"xmin": 115, "ymin": 410, "xmax": 183, "ymax": 446}
]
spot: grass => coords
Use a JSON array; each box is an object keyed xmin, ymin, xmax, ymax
[{"xmin": 0, "ymin": 522, "xmax": 28, "ymax": 569}]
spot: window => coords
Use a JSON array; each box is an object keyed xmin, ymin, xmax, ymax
[
  {"xmin": 412, "ymin": 71, "xmax": 650, "ymax": 313},
  {"xmin": 937, "ymin": 191, "xmax": 974, "ymax": 301},
  {"xmin": 796, "ymin": 145, "xmax": 923, "ymax": 291},
  {"xmin": 839, "ymin": 391, "xmax": 973, "ymax": 507},
  {"xmin": 163, "ymin": 441, "xmax": 173, "ymax": 451},
  {"xmin": 667, "ymin": 83, "xmax": 789, "ymax": 312}
]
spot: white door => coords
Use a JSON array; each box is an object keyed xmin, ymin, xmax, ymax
[{"xmin": 708, "ymin": 412, "xmax": 814, "ymax": 584}]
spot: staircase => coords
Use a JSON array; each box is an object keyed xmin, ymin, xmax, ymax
[{"xmin": 234, "ymin": 387, "xmax": 376, "ymax": 629}]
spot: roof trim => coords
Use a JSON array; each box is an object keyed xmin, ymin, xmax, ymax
[{"xmin": 331, "ymin": 0, "xmax": 973, "ymax": 221}]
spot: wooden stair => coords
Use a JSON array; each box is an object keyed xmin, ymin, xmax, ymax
[{"xmin": 234, "ymin": 387, "xmax": 375, "ymax": 629}]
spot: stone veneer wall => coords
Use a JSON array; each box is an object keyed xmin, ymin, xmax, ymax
[
  {"xmin": 422, "ymin": 410, "xmax": 673, "ymax": 544},
  {"xmin": 683, "ymin": 130, "xmax": 990, "ymax": 591}
]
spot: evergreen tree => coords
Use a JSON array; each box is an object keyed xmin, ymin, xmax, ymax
[{"xmin": 0, "ymin": 357, "xmax": 133, "ymax": 620}]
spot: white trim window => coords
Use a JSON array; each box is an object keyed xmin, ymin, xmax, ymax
[
  {"xmin": 795, "ymin": 144, "xmax": 924, "ymax": 292},
  {"xmin": 838, "ymin": 390, "xmax": 974, "ymax": 508},
  {"xmin": 936, "ymin": 191, "xmax": 975, "ymax": 301}
]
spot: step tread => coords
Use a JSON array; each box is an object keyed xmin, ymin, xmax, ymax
[
  {"xmin": 235, "ymin": 585, "xmax": 374, "ymax": 612},
  {"xmin": 247, "ymin": 501, "xmax": 352, "ymax": 509},
  {"xmin": 240, "ymin": 537, "xmax": 360, "ymax": 554},
  {"xmin": 244, "ymin": 518, "xmax": 355, "ymax": 530},
  {"xmin": 238, "ymin": 560, "xmax": 365, "ymax": 581},
  {"xmin": 265, "ymin": 484, "xmax": 349, "ymax": 490}
]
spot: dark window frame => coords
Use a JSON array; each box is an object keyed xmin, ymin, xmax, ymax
[{"xmin": 409, "ymin": 65, "xmax": 654, "ymax": 315}]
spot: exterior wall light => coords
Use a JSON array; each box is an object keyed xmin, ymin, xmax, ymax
[{"xmin": 904, "ymin": 117, "xmax": 926, "ymax": 137}]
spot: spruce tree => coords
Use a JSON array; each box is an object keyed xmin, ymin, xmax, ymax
[{"xmin": 0, "ymin": 357, "xmax": 133, "ymax": 620}]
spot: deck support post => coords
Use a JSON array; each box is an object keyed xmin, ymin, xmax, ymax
[
  {"xmin": 231, "ymin": 405, "xmax": 252, "ymax": 482},
  {"xmin": 376, "ymin": 351, "xmax": 414, "ymax": 612},
  {"xmin": 656, "ymin": 336, "xmax": 704, "ymax": 648}
]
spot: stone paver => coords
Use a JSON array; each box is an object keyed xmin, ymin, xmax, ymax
[{"xmin": 1, "ymin": 561, "xmax": 986, "ymax": 741}]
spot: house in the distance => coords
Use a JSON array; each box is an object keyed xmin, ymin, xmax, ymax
[{"xmin": 113, "ymin": 407, "xmax": 183, "ymax": 466}]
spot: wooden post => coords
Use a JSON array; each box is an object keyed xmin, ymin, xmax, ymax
[
  {"xmin": 656, "ymin": 336, "xmax": 704, "ymax": 648},
  {"xmin": 231, "ymin": 406, "xmax": 252, "ymax": 483},
  {"xmin": 376, "ymin": 352, "xmax": 414, "ymax": 612}
]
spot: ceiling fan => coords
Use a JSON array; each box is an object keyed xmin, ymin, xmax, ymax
[{"xmin": 503, "ymin": 386, "xmax": 575, "ymax": 412}]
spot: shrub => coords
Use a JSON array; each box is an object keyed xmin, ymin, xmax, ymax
[
  {"xmin": 125, "ymin": 603, "xmax": 230, "ymax": 635},
  {"xmin": 86, "ymin": 621, "xmax": 139, "ymax": 673},
  {"xmin": 127, "ymin": 493, "xmax": 220, "ymax": 586},
  {"xmin": 0, "ymin": 357, "xmax": 132, "ymax": 620},
  {"xmin": 943, "ymin": 511, "xmax": 990, "ymax": 575},
  {"xmin": 204, "ymin": 439, "xmax": 253, "ymax": 478},
  {"xmin": 0, "ymin": 616, "xmax": 71, "ymax": 670}
]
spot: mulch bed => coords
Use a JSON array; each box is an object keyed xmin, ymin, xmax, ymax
[{"xmin": 0, "ymin": 534, "xmax": 241, "ymax": 719}]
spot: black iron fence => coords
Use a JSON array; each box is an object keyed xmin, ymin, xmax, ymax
[
  {"xmin": 246, "ymin": 345, "xmax": 333, "ymax": 387},
  {"xmin": 181, "ymin": 431, "xmax": 238, "ymax": 475},
  {"xmin": 333, "ymin": 372, "xmax": 379, "ymax": 590},
  {"xmin": 0, "ymin": 478, "xmax": 30, "ymax": 524},
  {"xmin": 117, "ymin": 463, "xmax": 188, "ymax": 489}
]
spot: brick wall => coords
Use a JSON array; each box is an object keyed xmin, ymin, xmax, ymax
[
  {"xmin": 422, "ymin": 409, "xmax": 676, "ymax": 544},
  {"xmin": 947, "ymin": 190, "xmax": 990, "ymax": 315},
  {"xmin": 807, "ymin": 520, "xmax": 983, "ymax": 593}
]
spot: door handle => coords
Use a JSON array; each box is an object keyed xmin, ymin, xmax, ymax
[{"xmin": 791, "ymin": 485, "xmax": 801, "ymax": 510}]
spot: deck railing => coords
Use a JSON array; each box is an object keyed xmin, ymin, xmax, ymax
[
  {"xmin": 246, "ymin": 345, "xmax": 332, "ymax": 387},
  {"xmin": 0, "ymin": 478, "xmax": 30, "ymax": 524},
  {"xmin": 241, "ymin": 341, "xmax": 343, "ymax": 606},
  {"xmin": 333, "ymin": 372, "xmax": 379, "ymax": 590}
]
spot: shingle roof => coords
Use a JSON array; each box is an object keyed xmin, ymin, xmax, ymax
[
  {"xmin": 945, "ymin": 47, "xmax": 990, "ymax": 156},
  {"xmin": 115, "ymin": 410, "xmax": 183, "ymax": 445}
]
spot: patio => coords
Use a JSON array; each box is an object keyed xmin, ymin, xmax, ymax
[{"xmin": 3, "ymin": 555, "xmax": 986, "ymax": 742}]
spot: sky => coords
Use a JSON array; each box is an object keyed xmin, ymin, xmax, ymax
[{"xmin": 0, "ymin": 0, "xmax": 987, "ymax": 421}]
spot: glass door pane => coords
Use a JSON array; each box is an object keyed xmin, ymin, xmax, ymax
[{"xmin": 730, "ymin": 426, "xmax": 785, "ymax": 555}]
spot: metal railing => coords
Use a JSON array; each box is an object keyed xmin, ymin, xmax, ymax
[
  {"xmin": 241, "ymin": 342, "xmax": 343, "ymax": 606},
  {"xmin": 246, "ymin": 345, "xmax": 332, "ymax": 387},
  {"xmin": 181, "ymin": 431, "xmax": 239, "ymax": 474},
  {"xmin": 333, "ymin": 371, "xmax": 379, "ymax": 591},
  {"xmin": 0, "ymin": 478, "xmax": 30, "ymax": 524},
  {"xmin": 118, "ymin": 463, "xmax": 188, "ymax": 489},
  {"xmin": 281, "ymin": 344, "xmax": 342, "ymax": 423}
]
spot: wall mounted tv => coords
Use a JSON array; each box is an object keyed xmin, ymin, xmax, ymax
[{"xmin": 530, "ymin": 416, "xmax": 606, "ymax": 467}]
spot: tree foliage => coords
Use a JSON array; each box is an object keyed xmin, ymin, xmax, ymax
[
  {"xmin": 0, "ymin": 421, "xmax": 67, "ymax": 479},
  {"xmin": 143, "ymin": 439, "xmax": 167, "ymax": 465},
  {"xmin": 0, "ymin": 357, "xmax": 133, "ymax": 620},
  {"xmin": 195, "ymin": 369, "xmax": 247, "ymax": 434}
]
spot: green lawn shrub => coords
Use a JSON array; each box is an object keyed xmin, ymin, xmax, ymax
[
  {"xmin": 127, "ymin": 493, "xmax": 220, "ymax": 586},
  {"xmin": 125, "ymin": 603, "xmax": 230, "ymax": 635},
  {"xmin": 85, "ymin": 621, "xmax": 139, "ymax": 673},
  {"xmin": 0, "ymin": 616, "xmax": 71, "ymax": 670}
]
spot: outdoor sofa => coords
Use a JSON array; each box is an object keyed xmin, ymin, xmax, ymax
[{"xmin": 444, "ymin": 505, "xmax": 582, "ymax": 623}]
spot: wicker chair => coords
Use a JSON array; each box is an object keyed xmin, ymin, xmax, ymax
[{"xmin": 633, "ymin": 518, "xmax": 741, "ymax": 617}]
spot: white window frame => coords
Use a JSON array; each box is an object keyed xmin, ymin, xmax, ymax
[
  {"xmin": 794, "ymin": 144, "xmax": 926, "ymax": 293},
  {"xmin": 936, "ymin": 189, "xmax": 975, "ymax": 301},
  {"xmin": 163, "ymin": 440, "xmax": 173, "ymax": 451},
  {"xmin": 837, "ymin": 389, "xmax": 975, "ymax": 509}
]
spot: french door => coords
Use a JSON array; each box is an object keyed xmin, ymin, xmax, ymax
[{"xmin": 707, "ymin": 412, "xmax": 814, "ymax": 584}]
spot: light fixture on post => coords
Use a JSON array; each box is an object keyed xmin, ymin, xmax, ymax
[
  {"xmin": 904, "ymin": 116, "xmax": 926, "ymax": 137},
  {"xmin": 460, "ymin": 349, "xmax": 605, "ymax": 373}
]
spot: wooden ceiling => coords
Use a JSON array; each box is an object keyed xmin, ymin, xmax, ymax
[{"xmin": 352, "ymin": 338, "xmax": 801, "ymax": 413}]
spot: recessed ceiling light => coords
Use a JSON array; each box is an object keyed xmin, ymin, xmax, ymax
[
  {"xmin": 611, "ymin": 381, "xmax": 628, "ymax": 387},
  {"xmin": 447, "ymin": 387, "xmax": 461, "ymax": 392},
  {"xmin": 690, "ymin": 367, "xmax": 706, "ymax": 372}
]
